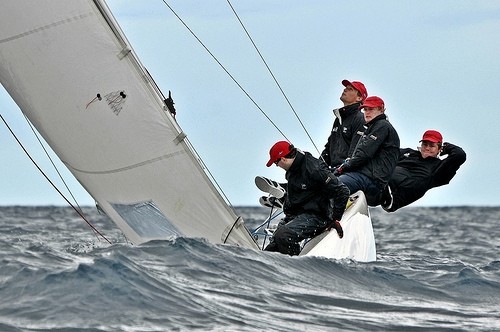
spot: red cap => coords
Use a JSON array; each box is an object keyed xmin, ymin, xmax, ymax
[
  {"xmin": 420, "ymin": 130, "xmax": 443, "ymax": 143},
  {"xmin": 266, "ymin": 141, "xmax": 292, "ymax": 167},
  {"xmin": 342, "ymin": 79, "xmax": 368, "ymax": 101},
  {"xmin": 359, "ymin": 96, "xmax": 385, "ymax": 109}
]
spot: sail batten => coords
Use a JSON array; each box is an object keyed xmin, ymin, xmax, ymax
[{"xmin": 0, "ymin": 0, "xmax": 258, "ymax": 249}]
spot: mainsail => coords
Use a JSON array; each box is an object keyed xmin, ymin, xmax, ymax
[{"xmin": 0, "ymin": 0, "xmax": 259, "ymax": 249}]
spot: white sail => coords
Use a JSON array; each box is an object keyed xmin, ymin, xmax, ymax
[{"xmin": 0, "ymin": 0, "xmax": 259, "ymax": 249}]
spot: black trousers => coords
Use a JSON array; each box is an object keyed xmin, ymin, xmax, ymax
[{"xmin": 264, "ymin": 213, "xmax": 327, "ymax": 256}]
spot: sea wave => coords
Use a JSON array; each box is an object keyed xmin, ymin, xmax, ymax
[{"xmin": 0, "ymin": 206, "xmax": 499, "ymax": 331}]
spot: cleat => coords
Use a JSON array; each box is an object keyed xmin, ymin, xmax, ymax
[
  {"xmin": 255, "ymin": 176, "xmax": 286, "ymax": 198},
  {"xmin": 259, "ymin": 196, "xmax": 284, "ymax": 209}
]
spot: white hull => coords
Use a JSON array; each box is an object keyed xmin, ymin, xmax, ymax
[{"xmin": 300, "ymin": 191, "xmax": 376, "ymax": 262}]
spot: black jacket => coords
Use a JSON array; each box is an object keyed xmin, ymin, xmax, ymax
[
  {"xmin": 321, "ymin": 103, "xmax": 365, "ymax": 167},
  {"xmin": 342, "ymin": 113, "xmax": 400, "ymax": 189},
  {"xmin": 387, "ymin": 142, "xmax": 466, "ymax": 211},
  {"xmin": 284, "ymin": 151, "xmax": 349, "ymax": 221}
]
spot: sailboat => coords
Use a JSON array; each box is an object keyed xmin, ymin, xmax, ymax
[{"xmin": 0, "ymin": 0, "xmax": 376, "ymax": 262}]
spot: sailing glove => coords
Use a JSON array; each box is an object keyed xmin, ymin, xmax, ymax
[
  {"xmin": 440, "ymin": 142, "xmax": 450, "ymax": 156},
  {"xmin": 327, "ymin": 220, "xmax": 344, "ymax": 239}
]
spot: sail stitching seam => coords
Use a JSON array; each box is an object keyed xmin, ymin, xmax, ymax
[
  {"xmin": 0, "ymin": 12, "xmax": 94, "ymax": 44},
  {"xmin": 64, "ymin": 150, "xmax": 186, "ymax": 175}
]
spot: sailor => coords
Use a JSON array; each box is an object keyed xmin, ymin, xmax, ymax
[
  {"xmin": 321, "ymin": 79, "xmax": 368, "ymax": 168},
  {"xmin": 257, "ymin": 79, "xmax": 367, "ymax": 210},
  {"xmin": 334, "ymin": 96, "xmax": 400, "ymax": 206},
  {"xmin": 381, "ymin": 130, "xmax": 466, "ymax": 212},
  {"xmin": 259, "ymin": 80, "xmax": 368, "ymax": 209},
  {"xmin": 262, "ymin": 141, "xmax": 349, "ymax": 256}
]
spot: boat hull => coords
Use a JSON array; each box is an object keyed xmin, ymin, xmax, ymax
[{"xmin": 300, "ymin": 191, "xmax": 376, "ymax": 262}]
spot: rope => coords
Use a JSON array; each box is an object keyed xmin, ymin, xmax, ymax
[
  {"xmin": 226, "ymin": 0, "xmax": 322, "ymax": 156},
  {"xmin": 161, "ymin": 0, "xmax": 290, "ymax": 142},
  {"xmin": 0, "ymin": 114, "xmax": 112, "ymax": 244},
  {"xmin": 21, "ymin": 113, "xmax": 83, "ymax": 213}
]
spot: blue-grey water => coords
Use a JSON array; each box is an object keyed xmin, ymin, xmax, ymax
[{"xmin": 0, "ymin": 205, "xmax": 499, "ymax": 331}]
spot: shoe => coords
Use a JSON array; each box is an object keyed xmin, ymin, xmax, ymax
[
  {"xmin": 381, "ymin": 185, "xmax": 393, "ymax": 211},
  {"xmin": 255, "ymin": 176, "xmax": 286, "ymax": 198},
  {"xmin": 259, "ymin": 196, "xmax": 284, "ymax": 209}
]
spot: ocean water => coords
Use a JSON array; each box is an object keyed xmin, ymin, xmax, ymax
[{"xmin": 0, "ymin": 206, "xmax": 499, "ymax": 332}]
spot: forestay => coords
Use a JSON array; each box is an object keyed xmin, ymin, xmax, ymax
[{"xmin": 0, "ymin": 0, "xmax": 258, "ymax": 249}]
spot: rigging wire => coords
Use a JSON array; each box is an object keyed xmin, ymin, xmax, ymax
[
  {"xmin": 226, "ymin": 0, "xmax": 322, "ymax": 156},
  {"xmin": 161, "ymin": 0, "xmax": 290, "ymax": 142},
  {"xmin": 19, "ymin": 112, "xmax": 99, "ymax": 237},
  {"xmin": 184, "ymin": 140, "xmax": 235, "ymax": 207},
  {"xmin": 21, "ymin": 112, "xmax": 84, "ymax": 213},
  {"xmin": 0, "ymin": 114, "xmax": 112, "ymax": 244}
]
